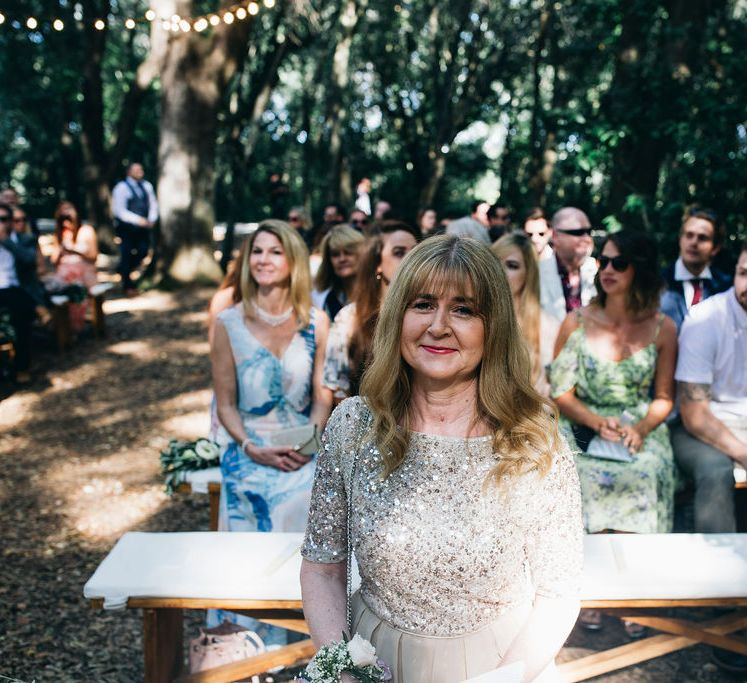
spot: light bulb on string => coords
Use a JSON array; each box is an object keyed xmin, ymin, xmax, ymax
[
  {"xmin": 223, "ymin": 11, "xmax": 234, "ymax": 24},
  {"xmin": 94, "ymin": 19, "xmax": 106, "ymax": 30},
  {"xmin": 161, "ymin": 19, "xmax": 171, "ymax": 30},
  {"xmin": 179, "ymin": 19, "xmax": 191, "ymax": 32},
  {"xmin": 0, "ymin": 13, "xmax": 6, "ymax": 25},
  {"xmin": 145, "ymin": 9, "xmax": 156, "ymax": 21},
  {"xmin": 264, "ymin": 0, "xmax": 275, "ymax": 8},
  {"xmin": 53, "ymin": 19, "xmax": 64, "ymax": 31},
  {"xmin": 236, "ymin": 7, "xmax": 247, "ymax": 19},
  {"xmin": 194, "ymin": 17, "xmax": 208, "ymax": 31},
  {"xmin": 209, "ymin": 14, "xmax": 220, "ymax": 26},
  {"xmin": 125, "ymin": 18, "xmax": 136, "ymax": 29},
  {"xmin": 248, "ymin": 3, "xmax": 259, "ymax": 15},
  {"xmin": 26, "ymin": 17, "xmax": 38, "ymax": 30}
]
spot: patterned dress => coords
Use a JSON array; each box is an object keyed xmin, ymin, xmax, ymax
[
  {"xmin": 211, "ymin": 303, "xmax": 318, "ymax": 643},
  {"xmin": 549, "ymin": 315, "xmax": 675, "ymax": 533}
]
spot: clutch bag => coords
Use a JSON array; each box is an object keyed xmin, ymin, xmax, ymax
[{"xmin": 268, "ymin": 423, "xmax": 320, "ymax": 456}]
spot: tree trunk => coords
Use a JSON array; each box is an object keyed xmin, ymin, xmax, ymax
[
  {"xmin": 325, "ymin": 0, "xmax": 367, "ymax": 207},
  {"xmin": 418, "ymin": 151, "xmax": 447, "ymax": 208},
  {"xmin": 153, "ymin": 0, "xmax": 251, "ymax": 285}
]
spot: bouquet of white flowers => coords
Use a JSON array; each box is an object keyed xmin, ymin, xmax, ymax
[
  {"xmin": 160, "ymin": 438, "xmax": 220, "ymax": 494},
  {"xmin": 297, "ymin": 634, "xmax": 392, "ymax": 683}
]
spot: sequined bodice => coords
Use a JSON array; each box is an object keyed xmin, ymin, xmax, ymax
[{"xmin": 302, "ymin": 397, "xmax": 583, "ymax": 637}]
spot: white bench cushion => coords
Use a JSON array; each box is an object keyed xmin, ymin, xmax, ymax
[
  {"xmin": 84, "ymin": 532, "xmax": 747, "ymax": 610},
  {"xmin": 181, "ymin": 466, "xmax": 222, "ymax": 494}
]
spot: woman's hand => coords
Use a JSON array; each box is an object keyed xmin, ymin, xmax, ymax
[
  {"xmin": 596, "ymin": 416, "xmax": 622, "ymax": 442},
  {"xmin": 244, "ymin": 443, "xmax": 312, "ymax": 471},
  {"xmin": 619, "ymin": 424, "xmax": 644, "ymax": 453}
]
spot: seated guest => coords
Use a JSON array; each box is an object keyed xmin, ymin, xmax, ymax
[
  {"xmin": 323, "ymin": 220, "xmax": 419, "ymax": 403},
  {"xmin": 10, "ymin": 207, "xmax": 47, "ymax": 317},
  {"xmin": 52, "ymin": 201, "xmax": 99, "ymax": 332},
  {"xmin": 492, "ymin": 232, "xmax": 559, "ymax": 396},
  {"xmin": 487, "ymin": 203, "xmax": 512, "ymax": 241},
  {"xmin": 660, "ymin": 206, "xmax": 732, "ymax": 330},
  {"xmin": 0, "ymin": 202, "xmax": 37, "ymax": 382},
  {"xmin": 551, "ymin": 230, "xmax": 677, "ymax": 532},
  {"xmin": 416, "ymin": 207, "xmax": 439, "ymax": 237},
  {"xmin": 539, "ymin": 207, "xmax": 597, "ymax": 324},
  {"xmin": 287, "ymin": 207, "xmax": 312, "ymax": 248},
  {"xmin": 348, "ymin": 209, "xmax": 370, "ymax": 234},
  {"xmin": 523, "ymin": 207, "xmax": 554, "ymax": 261},
  {"xmin": 550, "ymin": 230, "xmax": 677, "ymax": 634},
  {"xmin": 311, "ymin": 203, "xmax": 346, "ymax": 251},
  {"xmin": 672, "ymin": 241, "xmax": 747, "ymax": 533},
  {"xmin": 311, "ymin": 225, "xmax": 364, "ymax": 322}
]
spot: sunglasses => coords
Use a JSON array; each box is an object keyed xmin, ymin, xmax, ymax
[
  {"xmin": 598, "ymin": 255, "xmax": 630, "ymax": 272},
  {"xmin": 557, "ymin": 227, "xmax": 592, "ymax": 237},
  {"xmin": 0, "ymin": 215, "xmax": 10, "ymax": 223}
]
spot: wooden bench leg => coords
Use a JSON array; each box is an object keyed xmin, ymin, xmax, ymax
[
  {"xmin": 208, "ymin": 483, "xmax": 220, "ymax": 532},
  {"xmin": 51, "ymin": 303, "xmax": 71, "ymax": 351},
  {"xmin": 91, "ymin": 294, "xmax": 106, "ymax": 337},
  {"xmin": 143, "ymin": 607, "xmax": 184, "ymax": 683}
]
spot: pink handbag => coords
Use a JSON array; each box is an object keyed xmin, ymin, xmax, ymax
[{"xmin": 189, "ymin": 621, "xmax": 266, "ymax": 673}]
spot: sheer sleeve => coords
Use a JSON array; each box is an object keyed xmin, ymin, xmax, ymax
[
  {"xmin": 549, "ymin": 328, "xmax": 582, "ymax": 399},
  {"xmin": 302, "ymin": 396, "xmax": 366, "ymax": 563},
  {"xmin": 322, "ymin": 304, "xmax": 355, "ymax": 400},
  {"xmin": 525, "ymin": 442, "xmax": 584, "ymax": 599}
]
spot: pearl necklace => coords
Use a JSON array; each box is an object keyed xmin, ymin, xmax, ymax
[{"xmin": 252, "ymin": 300, "xmax": 294, "ymax": 327}]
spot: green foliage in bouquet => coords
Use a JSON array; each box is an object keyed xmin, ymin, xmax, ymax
[{"xmin": 160, "ymin": 438, "xmax": 220, "ymax": 495}]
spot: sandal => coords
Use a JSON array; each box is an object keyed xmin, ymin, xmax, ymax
[{"xmin": 579, "ymin": 609, "xmax": 602, "ymax": 631}]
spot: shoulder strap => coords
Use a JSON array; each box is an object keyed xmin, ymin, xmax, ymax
[
  {"xmin": 652, "ymin": 312, "xmax": 665, "ymax": 343},
  {"xmin": 345, "ymin": 400, "xmax": 372, "ymax": 633}
]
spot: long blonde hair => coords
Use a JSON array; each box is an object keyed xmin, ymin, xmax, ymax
[
  {"xmin": 239, "ymin": 220, "xmax": 312, "ymax": 328},
  {"xmin": 360, "ymin": 235, "xmax": 559, "ymax": 485},
  {"xmin": 492, "ymin": 232, "xmax": 542, "ymax": 382},
  {"xmin": 314, "ymin": 224, "xmax": 365, "ymax": 292}
]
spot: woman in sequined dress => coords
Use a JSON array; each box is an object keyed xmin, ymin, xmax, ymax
[{"xmin": 301, "ymin": 236, "xmax": 583, "ymax": 682}]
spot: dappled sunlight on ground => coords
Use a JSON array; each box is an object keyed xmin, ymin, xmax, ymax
[{"xmin": 103, "ymin": 290, "xmax": 179, "ymax": 315}]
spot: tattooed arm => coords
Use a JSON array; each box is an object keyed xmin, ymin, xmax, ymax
[{"xmin": 678, "ymin": 382, "xmax": 747, "ymax": 464}]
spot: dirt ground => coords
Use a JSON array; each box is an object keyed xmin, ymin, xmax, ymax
[{"xmin": 0, "ymin": 286, "xmax": 742, "ymax": 682}]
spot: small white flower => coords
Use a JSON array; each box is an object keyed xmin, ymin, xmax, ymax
[
  {"xmin": 347, "ymin": 634, "xmax": 377, "ymax": 667},
  {"xmin": 182, "ymin": 448, "xmax": 197, "ymax": 460},
  {"xmin": 195, "ymin": 440, "xmax": 219, "ymax": 460}
]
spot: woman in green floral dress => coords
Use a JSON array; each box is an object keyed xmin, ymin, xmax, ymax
[{"xmin": 550, "ymin": 230, "xmax": 678, "ymax": 536}]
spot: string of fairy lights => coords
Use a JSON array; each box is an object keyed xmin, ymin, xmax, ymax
[{"xmin": 0, "ymin": 1, "xmax": 276, "ymax": 35}]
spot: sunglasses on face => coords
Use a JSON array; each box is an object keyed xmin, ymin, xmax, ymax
[
  {"xmin": 557, "ymin": 227, "xmax": 592, "ymax": 237},
  {"xmin": 598, "ymin": 255, "xmax": 630, "ymax": 272},
  {"xmin": 0, "ymin": 215, "xmax": 10, "ymax": 223}
]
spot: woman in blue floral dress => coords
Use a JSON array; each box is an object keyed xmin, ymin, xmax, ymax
[
  {"xmin": 210, "ymin": 220, "xmax": 332, "ymax": 641},
  {"xmin": 550, "ymin": 230, "xmax": 678, "ymax": 535}
]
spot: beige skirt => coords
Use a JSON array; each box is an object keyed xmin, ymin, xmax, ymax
[{"xmin": 351, "ymin": 592, "xmax": 559, "ymax": 683}]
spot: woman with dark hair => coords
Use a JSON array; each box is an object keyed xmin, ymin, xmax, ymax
[
  {"xmin": 323, "ymin": 220, "xmax": 419, "ymax": 402},
  {"xmin": 550, "ymin": 230, "xmax": 677, "ymax": 633},
  {"xmin": 52, "ymin": 201, "xmax": 98, "ymax": 331}
]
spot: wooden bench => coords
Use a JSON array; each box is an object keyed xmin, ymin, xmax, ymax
[
  {"xmin": 174, "ymin": 467, "xmax": 222, "ymax": 531},
  {"xmin": 84, "ymin": 532, "xmax": 747, "ymax": 683},
  {"xmin": 49, "ymin": 282, "xmax": 113, "ymax": 351}
]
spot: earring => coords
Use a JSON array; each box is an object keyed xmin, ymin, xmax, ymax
[{"xmin": 375, "ymin": 272, "xmax": 382, "ymax": 281}]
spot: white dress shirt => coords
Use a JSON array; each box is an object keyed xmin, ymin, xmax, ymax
[
  {"xmin": 112, "ymin": 178, "xmax": 159, "ymax": 226},
  {"xmin": 674, "ymin": 257, "xmax": 713, "ymax": 311}
]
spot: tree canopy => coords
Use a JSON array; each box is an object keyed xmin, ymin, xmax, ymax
[{"xmin": 1, "ymin": 0, "xmax": 745, "ymax": 275}]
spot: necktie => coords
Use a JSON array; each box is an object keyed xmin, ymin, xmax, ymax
[{"xmin": 691, "ymin": 279, "xmax": 702, "ymax": 306}]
